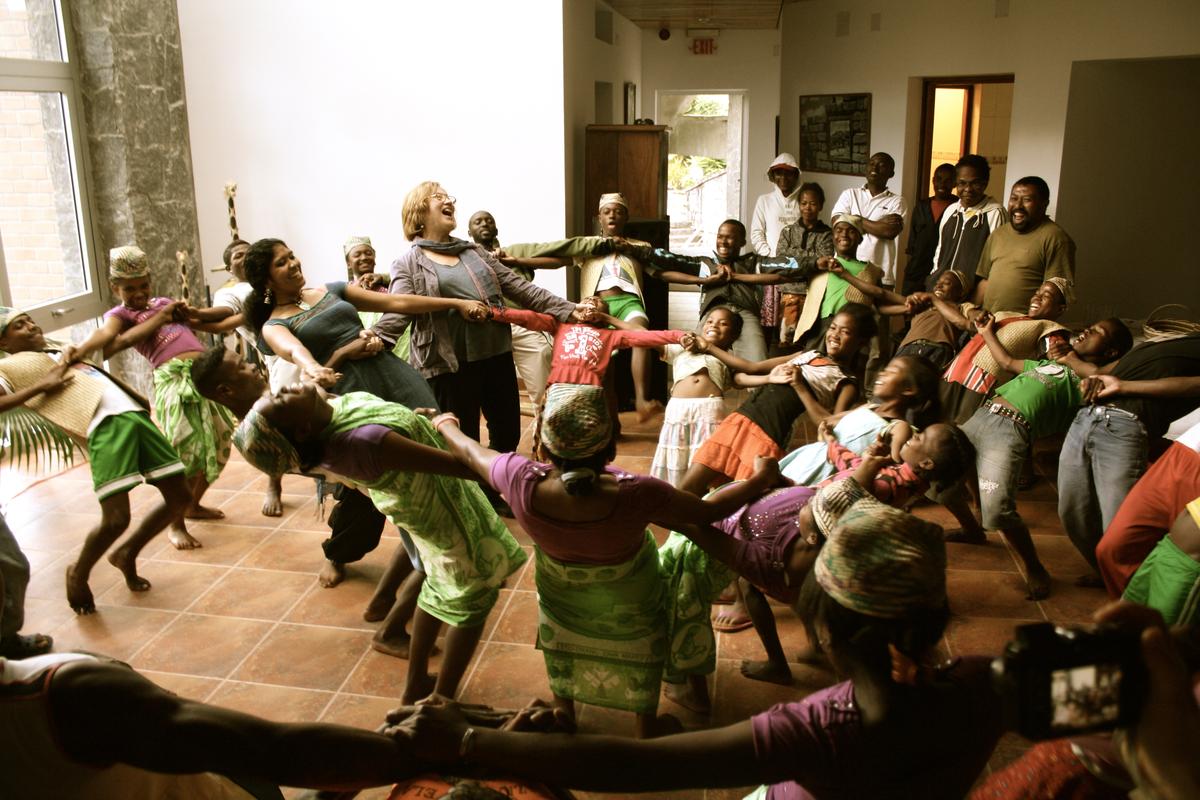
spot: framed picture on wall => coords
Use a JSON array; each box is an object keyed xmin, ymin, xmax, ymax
[
  {"xmin": 798, "ymin": 93, "xmax": 872, "ymax": 176},
  {"xmin": 624, "ymin": 82, "xmax": 637, "ymax": 125}
]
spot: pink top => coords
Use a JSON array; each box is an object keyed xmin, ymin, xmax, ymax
[
  {"xmin": 488, "ymin": 452, "xmax": 676, "ymax": 564},
  {"xmin": 103, "ymin": 298, "xmax": 204, "ymax": 368},
  {"xmin": 491, "ymin": 307, "xmax": 684, "ymax": 387},
  {"xmin": 817, "ymin": 440, "xmax": 928, "ymax": 508}
]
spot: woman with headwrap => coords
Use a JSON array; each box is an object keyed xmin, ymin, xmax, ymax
[
  {"xmin": 343, "ymin": 235, "xmax": 411, "ymax": 361},
  {"xmin": 430, "ymin": 384, "xmax": 782, "ymax": 738},
  {"xmin": 375, "ymin": 183, "xmax": 589, "ymax": 512},
  {"xmin": 397, "ymin": 497, "xmax": 1006, "ymax": 798},
  {"xmin": 242, "ymin": 237, "xmax": 486, "ymax": 589},
  {"xmin": 233, "ymin": 383, "xmax": 525, "ymax": 705}
]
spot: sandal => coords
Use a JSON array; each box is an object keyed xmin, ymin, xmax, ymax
[
  {"xmin": 711, "ymin": 609, "xmax": 753, "ymax": 633},
  {"xmin": 0, "ymin": 632, "xmax": 53, "ymax": 659}
]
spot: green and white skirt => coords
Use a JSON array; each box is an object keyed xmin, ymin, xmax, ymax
[
  {"xmin": 658, "ymin": 530, "xmax": 735, "ymax": 684},
  {"xmin": 152, "ymin": 357, "xmax": 235, "ymax": 484},
  {"xmin": 535, "ymin": 532, "xmax": 666, "ymax": 714}
]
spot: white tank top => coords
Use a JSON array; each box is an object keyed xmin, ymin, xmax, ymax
[{"xmin": 0, "ymin": 653, "xmax": 256, "ymax": 800}]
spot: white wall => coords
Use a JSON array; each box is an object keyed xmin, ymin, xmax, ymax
[
  {"xmin": 779, "ymin": 0, "xmax": 1200, "ymax": 224},
  {"xmin": 641, "ymin": 28, "xmax": 781, "ymax": 225},
  {"xmin": 177, "ymin": 0, "xmax": 567, "ymax": 294},
  {"xmin": 562, "ymin": 0, "xmax": 642, "ymax": 240}
]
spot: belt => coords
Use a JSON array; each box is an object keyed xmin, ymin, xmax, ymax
[{"xmin": 986, "ymin": 399, "xmax": 1029, "ymax": 429}]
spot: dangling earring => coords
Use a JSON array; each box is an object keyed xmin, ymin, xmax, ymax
[{"xmin": 264, "ymin": 288, "xmax": 274, "ymax": 304}]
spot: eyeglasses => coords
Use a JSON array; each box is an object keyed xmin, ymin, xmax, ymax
[{"xmin": 429, "ymin": 193, "xmax": 456, "ymax": 204}]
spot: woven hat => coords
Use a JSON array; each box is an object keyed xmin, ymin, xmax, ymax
[
  {"xmin": 343, "ymin": 236, "xmax": 373, "ymax": 257},
  {"xmin": 539, "ymin": 384, "xmax": 612, "ymax": 460},
  {"xmin": 0, "ymin": 306, "xmax": 25, "ymax": 336},
  {"xmin": 945, "ymin": 269, "xmax": 972, "ymax": 293},
  {"xmin": 233, "ymin": 408, "xmax": 300, "ymax": 476},
  {"xmin": 833, "ymin": 215, "xmax": 865, "ymax": 236},
  {"xmin": 109, "ymin": 245, "xmax": 149, "ymax": 280},
  {"xmin": 811, "ymin": 477, "xmax": 872, "ymax": 538},
  {"xmin": 598, "ymin": 193, "xmax": 627, "ymax": 212},
  {"xmin": 1045, "ymin": 276, "xmax": 1075, "ymax": 306},
  {"xmin": 815, "ymin": 501, "xmax": 947, "ymax": 619}
]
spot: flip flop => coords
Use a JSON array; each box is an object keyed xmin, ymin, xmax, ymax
[
  {"xmin": 0, "ymin": 632, "xmax": 53, "ymax": 659},
  {"xmin": 711, "ymin": 612, "xmax": 753, "ymax": 633}
]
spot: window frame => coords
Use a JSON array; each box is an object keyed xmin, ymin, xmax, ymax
[{"xmin": 0, "ymin": 1, "xmax": 108, "ymax": 332}]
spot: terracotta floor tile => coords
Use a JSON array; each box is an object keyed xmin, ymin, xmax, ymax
[
  {"xmin": 209, "ymin": 462, "xmax": 260, "ymax": 492},
  {"xmin": 574, "ymin": 702, "xmax": 639, "ymax": 736},
  {"xmin": 480, "ymin": 588, "xmax": 513, "ymax": 642},
  {"xmin": 705, "ymin": 788, "xmax": 765, "ymax": 800},
  {"xmin": 22, "ymin": 546, "xmax": 69, "ymax": 573},
  {"xmin": 1036, "ymin": 581, "xmax": 1110, "ymax": 625},
  {"xmin": 231, "ymin": 623, "xmax": 372, "ymax": 691},
  {"xmin": 717, "ymin": 604, "xmax": 810, "ymax": 662},
  {"xmin": 280, "ymin": 503, "xmax": 333, "ymax": 533},
  {"xmin": 208, "ymin": 681, "xmax": 334, "ymax": 723},
  {"xmin": 240, "ymin": 530, "xmax": 330, "ymax": 572},
  {"xmin": 93, "ymin": 560, "xmax": 228, "ymax": 612},
  {"xmin": 945, "ymin": 616, "xmax": 1028, "ymax": 658},
  {"xmin": 319, "ymin": 693, "xmax": 400, "ymax": 729},
  {"xmin": 458, "ymin": 642, "xmax": 551, "ymax": 709},
  {"xmin": 489, "ymin": 589, "xmax": 539, "ymax": 646},
  {"xmin": 514, "ymin": 551, "xmax": 537, "ymax": 591},
  {"xmin": 610, "ymin": 455, "xmax": 652, "ymax": 473},
  {"xmin": 27, "ymin": 552, "xmax": 124, "ymax": 602},
  {"xmin": 1, "ymin": 493, "xmax": 50, "ymax": 527},
  {"xmin": 711, "ymin": 658, "xmax": 822, "ymax": 728},
  {"xmin": 19, "ymin": 595, "xmax": 78, "ymax": 636},
  {"xmin": 131, "ymin": 613, "xmax": 273, "ymax": 677},
  {"xmin": 190, "ymin": 568, "xmax": 315, "ymax": 620},
  {"xmin": 285, "ymin": 577, "xmax": 380, "ymax": 631},
  {"xmin": 341, "ymin": 648, "xmax": 429, "ymax": 699},
  {"xmin": 1019, "ymin": 500, "xmax": 1068, "ymax": 534},
  {"xmin": 139, "ymin": 670, "xmax": 222, "ymax": 701},
  {"xmin": 1029, "ymin": 533, "xmax": 1095, "ymax": 576},
  {"xmin": 140, "ymin": 521, "xmax": 269, "ymax": 564},
  {"xmin": 12, "ymin": 510, "xmax": 101, "ymax": 551},
  {"xmin": 50, "ymin": 605, "xmax": 178, "ymax": 661},
  {"xmin": 945, "ymin": 534, "xmax": 1022, "ymax": 572},
  {"xmin": 946, "ymin": 569, "xmax": 1046, "ymax": 620},
  {"xmin": 502, "ymin": 515, "xmax": 533, "ymax": 546},
  {"xmin": 244, "ymin": 472, "xmax": 319, "ymax": 497},
  {"xmin": 217, "ymin": 491, "xmax": 289, "ymax": 528}
]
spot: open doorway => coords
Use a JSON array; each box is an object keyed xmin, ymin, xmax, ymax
[
  {"xmin": 656, "ymin": 92, "xmax": 744, "ymax": 257},
  {"xmin": 917, "ymin": 75, "xmax": 1014, "ymax": 198}
]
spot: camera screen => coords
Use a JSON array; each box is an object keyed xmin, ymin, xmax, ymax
[{"xmin": 1050, "ymin": 662, "xmax": 1122, "ymax": 732}]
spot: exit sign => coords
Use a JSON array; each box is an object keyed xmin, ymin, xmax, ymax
[{"xmin": 690, "ymin": 38, "xmax": 717, "ymax": 55}]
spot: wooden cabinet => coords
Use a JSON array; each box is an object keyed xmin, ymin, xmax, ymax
[{"xmin": 583, "ymin": 124, "xmax": 669, "ymax": 227}]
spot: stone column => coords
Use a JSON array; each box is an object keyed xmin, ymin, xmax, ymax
[{"xmin": 65, "ymin": 0, "xmax": 203, "ymax": 393}]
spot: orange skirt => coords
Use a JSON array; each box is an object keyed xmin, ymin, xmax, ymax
[{"xmin": 693, "ymin": 412, "xmax": 783, "ymax": 481}]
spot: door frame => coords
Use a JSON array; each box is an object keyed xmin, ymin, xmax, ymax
[{"xmin": 916, "ymin": 74, "xmax": 1013, "ymax": 197}]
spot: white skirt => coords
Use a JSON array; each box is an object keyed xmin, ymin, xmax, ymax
[{"xmin": 650, "ymin": 396, "xmax": 726, "ymax": 487}]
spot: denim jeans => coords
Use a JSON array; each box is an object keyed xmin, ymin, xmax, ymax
[
  {"xmin": 1057, "ymin": 406, "xmax": 1148, "ymax": 569},
  {"xmin": 961, "ymin": 407, "xmax": 1029, "ymax": 530},
  {"xmin": 728, "ymin": 307, "xmax": 768, "ymax": 364},
  {"xmin": 0, "ymin": 513, "xmax": 30, "ymax": 639}
]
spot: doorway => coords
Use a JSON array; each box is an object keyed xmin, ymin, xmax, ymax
[
  {"xmin": 917, "ymin": 75, "xmax": 1014, "ymax": 198},
  {"xmin": 656, "ymin": 92, "xmax": 744, "ymax": 258}
]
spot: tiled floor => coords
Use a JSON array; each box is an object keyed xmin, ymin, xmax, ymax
[{"xmin": 2, "ymin": 412, "xmax": 1108, "ymax": 798}]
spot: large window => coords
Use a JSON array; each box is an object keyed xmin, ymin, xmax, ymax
[{"xmin": 0, "ymin": 0, "xmax": 104, "ymax": 333}]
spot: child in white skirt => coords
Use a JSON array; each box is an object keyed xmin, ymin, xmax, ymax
[{"xmin": 651, "ymin": 306, "xmax": 743, "ymax": 486}]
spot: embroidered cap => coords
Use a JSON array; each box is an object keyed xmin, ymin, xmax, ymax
[
  {"xmin": 109, "ymin": 246, "xmax": 149, "ymax": 280},
  {"xmin": 343, "ymin": 236, "xmax": 373, "ymax": 256},
  {"xmin": 598, "ymin": 193, "xmax": 627, "ymax": 212}
]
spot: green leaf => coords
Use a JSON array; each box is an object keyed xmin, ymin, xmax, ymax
[{"xmin": 0, "ymin": 407, "xmax": 78, "ymax": 472}]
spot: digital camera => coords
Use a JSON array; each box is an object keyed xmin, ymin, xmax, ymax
[{"xmin": 992, "ymin": 622, "xmax": 1147, "ymax": 740}]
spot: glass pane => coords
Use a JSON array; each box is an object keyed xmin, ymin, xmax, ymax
[
  {"xmin": 0, "ymin": 0, "xmax": 64, "ymax": 61},
  {"xmin": 0, "ymin": 90, "xmax": 89, "ymax": 311}
]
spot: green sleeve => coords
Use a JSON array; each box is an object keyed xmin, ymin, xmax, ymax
[{"xmin": 504, "ymin": 236, "xmax": 613, "ymax": 259}]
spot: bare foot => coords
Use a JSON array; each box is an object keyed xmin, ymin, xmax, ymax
[
  {"xmin": 363, "ymin": 595, "xmax": 395, "ymax": 623},
  {"xmin": 260, "ymin": 489, "xmax": 283, "ymax": 517},
  {"xmin": 185, "ymin": 504, "xmax": 225, "ymax": 521},
  {"xmin": 635, "ymin": 399, "xmax": 664, "ymax": 423},
  {"xmin": 944, "ymin": 528, "xmax": 988, "ymax": 545},
  {"xmin": 106, "ymin": 549, "xmax": 152, "ymax": 592},
  {"xmin": 1074, "ymin": 573, "xmax": 1104, "ymax": 589},
  {"xmin": 1025, "ymin": 568, "xmax": 1052, "ymax": 601},
  {"xmin": 401, "ymin": 672, "xmax": 438, "ymax": 704},
  {"xmin": 371, "ymin": 633, "xmax": 415, "ymax": 659},
  {"xmin": 168, "ymin": 526, "xmax": 203, "ymax": 550},
  {"xmin": 319, "ymin": 560, "xmax": 346, "ymax": 588},
  {"xmin": 740, "ymin": 659, "xmax": 793, "ymax": 685},
  {"xmin": 65, "ymin": 564, "xmax": 96, "ymax": 615},
  {"xmin": 663, "ymin": 680, "xmax": 711, "ymax": 714}
]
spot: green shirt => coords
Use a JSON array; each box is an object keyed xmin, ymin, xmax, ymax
[
  {"xmin": 821, "ymin": 257, "xmax": 870, "ymax": 319},
  {"xmin": 976, "ymin": 220, "xmax": 1075, "ymax": 314},
  {"xmin": 994, "ymin": 359, "xmax": 1082, "ymax": 438}
]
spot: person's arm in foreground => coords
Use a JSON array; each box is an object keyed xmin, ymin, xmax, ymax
[
  {"xmin": 829, "ymin": 262, "xmax": 907, "ymax": 310},
  {"xmin": 68, "ymin": 314, "xmax": 138, "ymax": 362},
  {"xmin": 49, "ymin": 660, "xmax": 418, "ymax": 792},
  {"xmin": 651, "ymin": 457, "xmax": 785, "ymax": 530},
  {"xmin": 345, "ymin": 282, "xmax": 487, "ymax": 319},
  {"xmin": 1081, "ymin": 375, "xmax": 1200, "ymax": 404},
  {"xmin": 0, "ymin": 360, "xmax": 74, "ymax": 412},
  {"xmin": 261, "ymin": 324, "xmax": 341, "ymax": 387},
  {"xmin": 793, "ymin": 375, "xmax": 859, "ymax": 427},
  {"xmin": 372, "ymin": 430, "xmax": 479, "ymax": 482},
  {"xmin": 428, "ymin": 413, "xmax": 504, "ymax": 487},
  {"xmin": 394, "ymin": 701, "xmax": 779, "ymax": 792}
]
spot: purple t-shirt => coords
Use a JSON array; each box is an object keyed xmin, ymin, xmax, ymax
[
  {"xmin": 104, "ymin": 298, "xmax": 204, "ymax": 368},
  {"xmin": 319, "ymin": 424, "xmax": 391, "ymax": 482},
  {"xmin": 752, "ymin": 656, "xmax": 1002, "ymax": 800},
  {"xmin": 716, "ymin": 485, "xmax": 816, "ymax": 603},
  {"xmin": 489, "ymin": 452, "xmax": 676, "ymax": 564}
]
